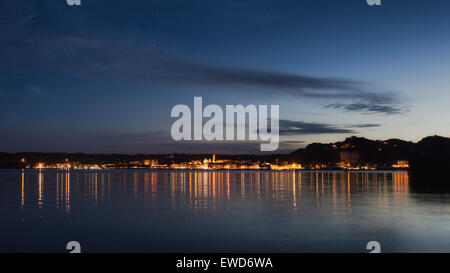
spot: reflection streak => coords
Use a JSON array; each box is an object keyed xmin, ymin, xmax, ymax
[{"xmin": 18, "ymin": 170, "xmax": 410, "ymax": 216}]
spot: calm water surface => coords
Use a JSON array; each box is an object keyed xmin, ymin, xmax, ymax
[{"xmin": 1, "ymin": 169, "xmax": 450, "ymax": 253}]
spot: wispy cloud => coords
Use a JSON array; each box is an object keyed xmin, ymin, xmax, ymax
[
  {"xmin": 26, "ymin": 85, "xmax": 43, "ymax": 95},
  {"xmin": 16, "ymin": 12, "xmax": 39, "ymax": 26},
  {"xmin": 279, "ymin": 120, "xmax": 381, "ymax": 136},
  {"xmin": 0, "ymin": 34, "xmax": 403, "ymax": 114},
  {"xmin": 325, "ymin": 102, "xmax": 402, "ymax": 115},
  {"xmin": 280, "ymin": 120, "xmax": 354, "ymax": 135},
  {"xmin": 0, "ymin": 119, "xmax": 379, "ymax": 154},
  {"xmin": 347, "ymin": 123, "xmax": 382, "ymax": 128}
]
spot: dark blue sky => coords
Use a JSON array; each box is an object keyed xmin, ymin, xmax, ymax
[{"xmin": 1, "ymin": 0, "xmax": 449, "ymax": 153}]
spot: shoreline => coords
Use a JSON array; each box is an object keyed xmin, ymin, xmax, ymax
[{"xmin": 1, "ymin": 168, "xmax": 410, "ymax": 172}]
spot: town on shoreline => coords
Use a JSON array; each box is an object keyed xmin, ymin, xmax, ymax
[{"xmin": 2, "ymin": 135, "xmax": 448, "ymax": 171}]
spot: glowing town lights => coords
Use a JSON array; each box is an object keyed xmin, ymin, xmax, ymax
[
  {"xmin": 392, "ymin": 160, "xmax": 409, "ymax": 168},
  {"xmin": 27, "ymin": 156, "xmax": 403, "ymax": 171},
  {"xmin": 29, "ymin": 159, "xmax": 307, "ymax": 170}
]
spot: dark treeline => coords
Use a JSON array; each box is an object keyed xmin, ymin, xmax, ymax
[
  {"xmin": 2, "ymin": 135, "xmax": 450, "ymax": 170},
  {"xmin": 0, "ymin": 152, "xmax": 286, "ymax": 169},
  {"xmin": 288, "ymin": 135, "xmax": 450, "ymax": 166},
  {"xmin": 287, "ymin": 135, "xmax": 450, "ymax": 191},
  {"xmin": 288, "ymin": 136, "xmax": 417, "ymax": 167}
]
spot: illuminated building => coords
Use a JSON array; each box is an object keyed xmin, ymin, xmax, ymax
[{"xmin": 392, "ymin": 160, "xmax": 409, "ymax": 168}]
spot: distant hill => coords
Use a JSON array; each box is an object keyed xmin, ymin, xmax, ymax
[
  {"xmin": 416, "ymin": 135, "xmax": 450, "ymax": 156},
  {"xmin": 409, "ymin": 136, "xmax": 450, "ymax": 191},
  {"xmin": 288, "ymin": 136, "xmax": 417, "ymax": 167},
  {"xmin": 288, "ymin": 135, "xmax": 450, "ymax": 191}
]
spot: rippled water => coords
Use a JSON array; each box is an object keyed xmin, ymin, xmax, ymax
[{"xmin": 0, "ymin": 169, "xmax": 449, "ymax": 253}]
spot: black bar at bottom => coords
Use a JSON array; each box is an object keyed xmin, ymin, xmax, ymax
[{"xmin": 0, "ymin": 253, "xmax": 448, "ymax": 272}]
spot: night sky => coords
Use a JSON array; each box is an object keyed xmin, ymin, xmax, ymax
[{"xmin": 1, "ymin": 0, "xmax": 449, "ymax": 154}]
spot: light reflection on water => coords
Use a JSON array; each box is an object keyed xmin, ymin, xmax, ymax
[
  {"xmin": 16, "ymin": 170, "xmax": 410, "ymax": 213},
  {"xmin": 1, "ymin": 169, "xmax": 449, "ymax": 253}
]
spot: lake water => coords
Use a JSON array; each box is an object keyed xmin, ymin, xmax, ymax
[{"xmin": 0, "ymin": 169, "xmax": 449, "ymax": 253}]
